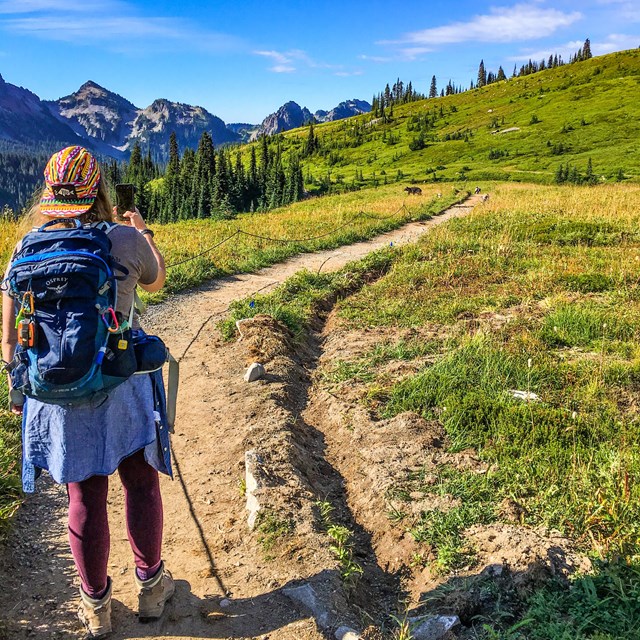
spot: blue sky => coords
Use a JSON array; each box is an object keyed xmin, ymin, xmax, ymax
[{"xmin": 0, "ymin": 0, "xmax": 638, "ymax": 123}]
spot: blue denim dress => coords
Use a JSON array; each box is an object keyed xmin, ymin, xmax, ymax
[{"xmin": 21, "ymin": 369, "xmax": 173, "ymax": 492}]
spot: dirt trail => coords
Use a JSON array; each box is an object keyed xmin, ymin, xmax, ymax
[{"xmin": 0, "ymin": 196, "xmax": 481, "ymax": 640}]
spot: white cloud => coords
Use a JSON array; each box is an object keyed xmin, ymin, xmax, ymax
[
  {"xmin": 0, "ymin": 0, "xmax": 242, "ymax": 53},
  {"xmin": 358, "ymin": 54, "xmax": 394, "ymax": 63},
  {"xmin": 255, "ymin": 50, "xmax": 292, "ymax": 65},
  {"xmin": 254, "ymin": 49, "xmax": 301, "ymax": 72},
  {"xmin": 585, "ymin": 0, "xmax": 639, "ymax": 21},
  {"xmin": 507, "ymin": 33, "xmax": 640, "ymax": 61},
  {"xmin": 383, "ymin": 4, "xmax": 582, "ymax": 47},
  {"xmin": 358, "ymin": 47, "xmax": 433, "ymax": 63},
  {"xmin": 334, "ymin": 70, "xmax": 363, "ymax": 77},
  {"xmin": 254, "ymin": 48, "xmax": 352, "ymax": 74},
  {"xmin": 592, "ymin": 33, "xmax": 640, "ymax": 54},
  {"xmin": 0, "ymin": 0, "xmax": 116, "ymax": 13},
  {"xmin": 399, "ymin": 46, "xmax": 435, "ymax": 60},
  {"xmin": 506, "ymin": 39, "xmax": 585, "ymax": 61}
]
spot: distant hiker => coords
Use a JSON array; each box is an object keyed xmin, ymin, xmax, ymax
[
  {"xmin": 482, "ymin": 193, "xmax": 490, "ymax": 202},
  {"xmin": 475, "ymin": 186, "xmax": 481, "ymax": 194},
  {"xmin": 404, "ymin": 186, "xmax": 422, "ymax": 195},
  {"xmin": 1, "ymin": 146, "xmax": 173, "ymax": 637}
]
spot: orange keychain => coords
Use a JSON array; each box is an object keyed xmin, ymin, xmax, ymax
[{"xmin": 18, "ymin": 318, "xmax": 36, "ymax": 348}]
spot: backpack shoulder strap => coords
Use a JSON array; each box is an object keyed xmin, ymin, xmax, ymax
[{"xmin": 90, "ymin": 221, "xmax": 118, "ymax": 235}]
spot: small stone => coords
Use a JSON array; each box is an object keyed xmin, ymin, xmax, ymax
[
  {"xmin": 245, "ymin": 450, "xmax": 263, "ymax": 530},
  {"xmin": 219, "ymin": 598, "xmax": 231, "ymax": 608},
  {"xmin": 283, "ymin": 583, "xmax": 331, "ymax": 629},
  {"xmin": 335, "ymin": 625, "xmax": 360, "ymax": 639},
  {"xmin": 244, "ymin": 362, "xmax": 265, "ymax": 382},
  {"xmin": 408, "ymin": 615, "xmax": 460, "ymax": 640}
]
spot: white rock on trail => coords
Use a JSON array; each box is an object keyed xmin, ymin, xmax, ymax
[
  {"xmin": 408, "ymin": 615, "xmax": 461, "ymax": 640},
  {"xmin": 335, "ymin": 625, "xmax": 360, "ymax": 639},
  {"xmin": 282, "ymin": 583, "xmax": 332, "ymax": 629},
  {"xmin": 244, "ymin": 362, "xmax": 265, "ymax": 382},
  {"xmin": 244, "ymin": 450, "xmax": 263, "ymax": 530}
]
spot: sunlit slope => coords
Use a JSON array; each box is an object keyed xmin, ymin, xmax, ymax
[{"xmin": 269, "ymin": 48, "xmax": 640, "ymax": 185}]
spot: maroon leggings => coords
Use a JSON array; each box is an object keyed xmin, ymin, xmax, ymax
[{"xmin": 67, "ymin": 449, "xmax": 163, "ymax": 598}]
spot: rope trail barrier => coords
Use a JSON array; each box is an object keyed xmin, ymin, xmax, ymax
[
  {"xmin": 166, "ymin": 230, "xmax": 241, "ymax": 268},
  {"xmin": 165, "ymin": 201, "xmax": 422, "ymax": 269}
]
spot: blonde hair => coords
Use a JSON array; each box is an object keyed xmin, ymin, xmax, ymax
[{"xmin": 19, "ymin": 175, "xmax": 114, "ymax": 237}]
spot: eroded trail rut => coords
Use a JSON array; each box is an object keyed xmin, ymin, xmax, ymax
[{"xmin": 0, "ymin": 197, "xmax": 480, "ymax": 640}]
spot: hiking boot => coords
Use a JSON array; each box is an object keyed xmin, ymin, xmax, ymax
[
  {"xmin": 78, "ymin": 578, "xmax": 112, "ymax": 637},
  {"xmin": 135, "ymin": 561, "xmax": 175, "ymax": 621}
]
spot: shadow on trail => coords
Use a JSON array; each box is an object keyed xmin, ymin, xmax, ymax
[
  {"xmin": 274, "ymin": 325, "xmax": 408, "ymax": 624},
  {"xmin": 291, "ymin": 413, "xmax": 407, "ymax": 619},
  {"xmin": 107, "ymin": 576, "xmax": 325, "ymax": 639},
  {"xmin": 172, "ymin": 447, "xmax": 229, "ymax": 597}
]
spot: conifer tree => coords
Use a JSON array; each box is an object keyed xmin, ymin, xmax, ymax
[
  {"xmin": 304, "ymin": 122, "xmax": 317, "ymax": 157},
  {"xmin": 124, "ymin": 142, "xmax": 151, "ymax": 218},
  {"xmin": 497, "ymin": 66, "xmax": 506, "ymax": 81},
  {"xmin": 583, "ymin": 38, "xmax": 592, "ymax": 59},
  {"xmin": 231, "ymin": 151, "xmax": 246, "ymax": 210},
  {"xmin": 429, "ymin": 75, "xmax": 437, "ymax": 98},
  {"xmin": 248, "ymin": 146, "xmax": 258, "ymax": 206},
  {"xmin": 383, "ymin": 83, "xmax": 391, "ymax": 106},
  {"xmin": 477, "ymin": 60, "xmax": 487, "ymax": 87},
  {"xmin": 213, "ymin": 148, "xmax": 230, "ymax": 217},
  {"xmin": 194, "ymin": 131, "xmax": 215, "ymax": 218},
  {"xmin": 178, "ymin": 148, "xmax": 196, "ymax": 219},
  {"xmin": 162, "ymin": 132, "xmax": 180, "ymax": 222}
]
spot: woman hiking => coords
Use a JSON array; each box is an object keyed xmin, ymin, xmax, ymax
[{"xmin": 1, "ymin": 146, "xmax": 174, "ymax": 637}]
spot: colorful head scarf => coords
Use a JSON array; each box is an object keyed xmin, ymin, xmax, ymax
[{"xmin": 40, "ymin": 146, "xmax": 101, "ymax": 218}]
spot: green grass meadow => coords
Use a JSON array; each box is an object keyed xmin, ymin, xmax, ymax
[{"xmin": 224, "ymin": 182, "xmax": 640, "ymax": 638}]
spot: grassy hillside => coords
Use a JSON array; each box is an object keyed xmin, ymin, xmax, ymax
[{"xmin": 256, "ymin": 48, "xmax": 640, "ymax": 188}]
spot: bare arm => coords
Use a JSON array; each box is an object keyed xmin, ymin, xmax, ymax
[
  {"xmin": 2, "ymin": 284, "xmax": 21, "ymax": 414},
  {"xmin": 1, "ymin": 288, "xmax": 16, "ymax": 365},
  {"xmin": 137, "ymin": 233, "xmax": 166, "ymax": 293},
  {"xmin": 117, "ymin": 207, "xmax": 166, "ymax": 293}
]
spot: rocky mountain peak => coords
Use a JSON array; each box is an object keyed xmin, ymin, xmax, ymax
[
  {"xmin": 78, "ymin": 80, "xmax": 107, "ymax": 93},
  {"xmin": 251, "ymin": 101, "xmax": 314, "ymax": 140},
  {"xmin": 45, "ymin": 80, "xmax": 139, "ymax": 150},
  {"xmin": 250, "ymin": 97, "xmax": 371, "ymax": 140}
]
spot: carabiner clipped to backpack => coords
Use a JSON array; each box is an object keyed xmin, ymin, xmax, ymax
[{"xmin": 102, "ymin": 308, "xmax": 120, "ymax": 334}]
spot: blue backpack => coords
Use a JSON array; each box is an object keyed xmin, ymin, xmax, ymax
[{"xmin": 3, "ymin": 219, "xmax": 137, "ymax": 405}]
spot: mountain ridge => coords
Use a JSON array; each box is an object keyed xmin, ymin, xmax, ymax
[{"xmin": 0, "ymin": 74, "xmax": 371, "ymax": 160}]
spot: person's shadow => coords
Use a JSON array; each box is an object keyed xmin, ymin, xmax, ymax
[{"xmin": 108, "ymin": 576, "xmax": 318, "ymax": 639}]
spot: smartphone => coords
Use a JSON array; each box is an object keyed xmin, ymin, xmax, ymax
[{"xmin": 115, "ymin": 183, "xmax": 136, "ymax": 220}]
